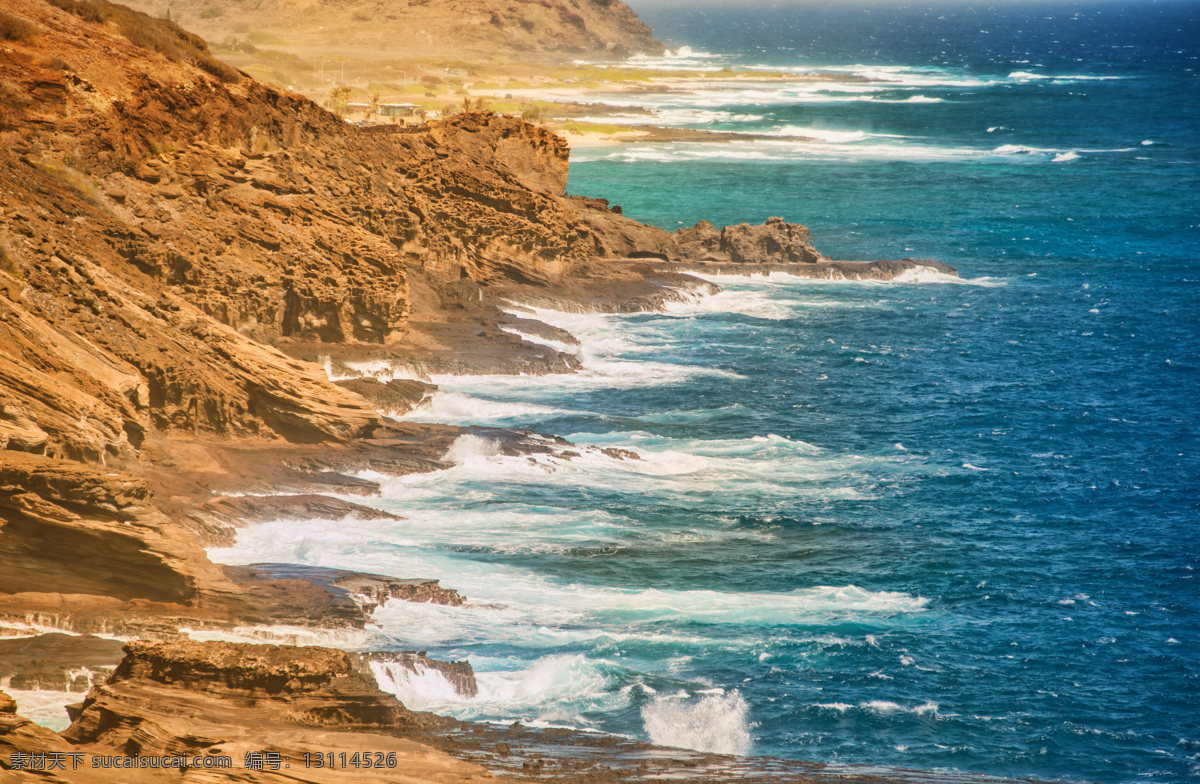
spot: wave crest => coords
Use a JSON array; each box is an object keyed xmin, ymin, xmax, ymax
[{"xmin": 642, "ymin": 690, "xmax": 753, "ymax": 755}]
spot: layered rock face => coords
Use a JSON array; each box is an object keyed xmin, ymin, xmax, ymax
[
  {"xmin": 0, "ymin": 0, "xmax": 619, "ymax": 460},
  {"xmin": 0, "ymin": 453, "xmax": 225, "ymax": 605},
  {"xmin": 0, "ymin": 0, "xmax": 829, "ymax": 464},
  {"xmin": 1, "ymin": 640, "xmax": 489, "ymax": 783}
]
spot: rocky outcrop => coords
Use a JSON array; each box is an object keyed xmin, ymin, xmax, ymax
[
  {"xmin": 46, "ymin": 640, "xmax": 487, "ymax": 783},
  {"xmin": 0, "ymin": 639, "xmax": 498, "ymax": 783},
  {"xmin": 0, "ymin": 453, "xmax": 233, "ymax": 606},
  {"xmin": 364, "ymin": 651, "xmax": 479, "ymax": 700},
  {"xmin": 0, "ymin": 451, "xmax": 466, "ymax": 635},
  {"xmin": 187, "ymin": 493, "xmax": 405, "ymax": 547},
  {"xmin": 571, "ymin": 199, "xmax": 827, "ymax": 266},
  {"xmin": 0, "ymin": 0, "xmax": 619, "ymax": 461},
  {"xmin": 671, "ymin": 217, "xmax": 825, "ymax": 265},
  {"xmin": 223, "ymin": 563, "xmax": 465, "ymax": 617},
  {"xmin": 335, "ymin": 378, "xmax": 439, "ymax": 417},
  {"xmin": 0, "ymin": 634, "xmax": 124, "ymax": 694}
]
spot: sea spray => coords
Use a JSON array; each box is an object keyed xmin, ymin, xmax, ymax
[
  {"xmin": 443, "ymin": 434, "xmax": 502, "ymax": 465},
  {"xmin": 642, "ymin": 690, "xmax": 754, "ymax": 756}
]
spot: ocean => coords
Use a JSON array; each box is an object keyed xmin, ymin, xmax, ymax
[{"xmin": 210, "ymin": 3, "xmax": 1200, "ymax": 782}]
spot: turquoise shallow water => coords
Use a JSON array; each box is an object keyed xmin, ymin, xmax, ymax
[{"xmin": 213, "ymin": 3, "xmax": 1200, "ymax": 782}]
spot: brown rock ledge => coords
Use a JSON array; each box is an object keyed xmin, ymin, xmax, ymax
[{"xmin": 2, "ymin": 639, "xmax": 491, "ymax": 783}]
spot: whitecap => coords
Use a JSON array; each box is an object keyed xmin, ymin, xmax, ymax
[
  {"xmin": 401, "ymin": 392, "xmax": 577, "ymax": 426},
  {"xmin": 642, "ymin": 690, "xmax": 753, "ymax": 755},
  {"xmin": 442, "ymin": 433, "xmax": 502, "ymax": 465},
  {"xmin": 373, "ymin": 653, "xmax": 622, "ymax": 720}
]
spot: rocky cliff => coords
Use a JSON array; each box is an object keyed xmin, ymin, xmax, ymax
[
  {"xmin": 0, "ymin": 5, "xmax": 956, "ymax": 775},
  {"xmin": 0, "ymin": 3, "xmax": 974, "ymax": 781}
]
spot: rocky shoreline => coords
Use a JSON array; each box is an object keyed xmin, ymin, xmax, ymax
[{"xmin": 0, "ymin": 0, "xmax": 984, "ymax": 781}]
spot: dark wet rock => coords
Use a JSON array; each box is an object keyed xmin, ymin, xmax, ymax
[
  {"xmin": 336, "ymin": 377, "xmax": 439, "ymax": 416},
  {"xmin": 656, "ymin": 257, "xmax": 959, "ymax": 282},
  {"xmin": 187, "ymin": 493, "xmax": 404, "ymax": 548},
  {"xmin": 0, "ymin": 634, "xmax": 124, "ymax": 693},
  {"xmin": 362, "ymin": 651, "xmax": 478, "ymax": 699},
  {"xmin": 225, "ymin": 563, "xmax": 465, "ymax": 610}
]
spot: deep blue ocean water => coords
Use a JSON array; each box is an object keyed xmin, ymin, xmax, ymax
[{"xmin": 212, "ymin": 4, "xmax": 1200, "ymax": 782}]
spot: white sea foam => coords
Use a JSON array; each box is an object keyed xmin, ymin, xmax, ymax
[
  {"xmin": 574, "ymin": 132, "xmax": 1140, "ymax": 166},
  {"xmin": 816, "ymin": 699, "xmax": 941, "ymax": 717},
  {"xmin": 755, "ymin": 126, "xmax": 887, "ymax": 143},
  {"xmin": 181, "ymin": 624, "xmax": 379, "ymax": 649},
  {"xmin": 371, "ymin": 658, "xmax": 465, "ymax": 709},
  {"xmin": 994, "ymin": 144, "xmax": 1134, "ymax": 157},
  {"xmin": 1053, "ymin": 151, "xmax": 1081, "ymax": 162},
  {"xmin": 373, "ymin": 652, "xmax": 629, "ymax": 726},
  {"xmin": 660, "ymin": 288, "xmax": 811, "ymax": 320},
  {"xmin": 402, "ymin": 392, "xmax": 575, "ymax": 425},
  {"xmin": 3, "ymin": 688, "xmax": 80, "ymax": 731},
  {"xmin": 1008, "ymin": 71, "xmax": 1125, "ymax": 82},
  {"xmin": 608, "ymin": 46, "xmax": 724, "ymax": 72},
  {"xmin": 682, "ymin": 266, "xmax": 1004, "ymax": 288},
  {"xmin": 319, "ymin": 357, "xmax": 428, "ymax": 383},
  {"xmin": 443, "ymin": 433, "xmax": 503, "ymax": 464},
  {"xmin": 215, "ymin": 505, "xmax": 930, "ymax": 643},
  {"xmin": 0, "ymin": 620, "xmax": 83, "ymax": 639},
  {"xmin": 642, "ymin": 690, "xmax": 753, "ymax": 755},
  {"xmin": 581, "ymin": 108, "xmax": 766, "ymax": 127}
]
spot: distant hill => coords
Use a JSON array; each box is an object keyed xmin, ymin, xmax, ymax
[{"xmin": 126, "ymin": 0, "xmax": 664, "ymax": 61}]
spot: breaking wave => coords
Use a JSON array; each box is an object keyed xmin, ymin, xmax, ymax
[{"xmin": 643, "ymin": 690, "xmax": 754, "ymax": 755}]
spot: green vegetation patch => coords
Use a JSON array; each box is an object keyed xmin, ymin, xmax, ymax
[
  {"xmin": 30, "ymin": 159, "xmax": 108, "ymax": 208},
  {"xmin": 0, "ymin": 79, "xmax": 30, "ymax": 130},
  {"xmin": 246, "ymin": 31, "xmax": 288, "ymax": 45},
  {"xmin": 0, "ymin": 244, "xmax": 21, "ymax": 279}
]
